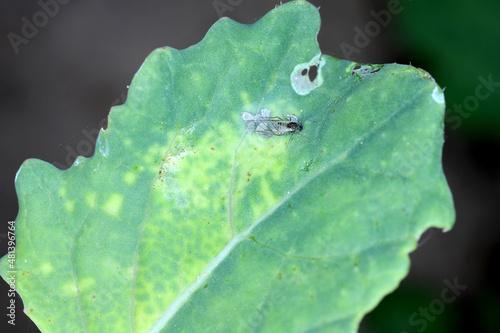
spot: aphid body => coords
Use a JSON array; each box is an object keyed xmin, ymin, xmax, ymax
[
  {"xmin": 241, "ymin": 108, "xmax": 305, "ymax": 148},
  {"xmin": 242, "ymin": 108, "xmax": 303, "ymax": 138}
]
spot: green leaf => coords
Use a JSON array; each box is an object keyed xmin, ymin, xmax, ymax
[{"xmin": 1, "ymin": 1, "xmax": 454, "ymax": 332}]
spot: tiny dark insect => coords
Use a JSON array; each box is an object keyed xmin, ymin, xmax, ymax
[{"xmin": 255, "ymin": 115, "xmax": 303, "ymax": 137}]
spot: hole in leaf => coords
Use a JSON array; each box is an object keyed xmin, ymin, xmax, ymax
[{"xmin": 308, "ymin": 65, "xmax": 318, "ymax": 81}]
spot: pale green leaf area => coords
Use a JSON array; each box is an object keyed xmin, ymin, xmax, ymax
[{"xmin": 1, "ymin": 1, "xmax": 454, "ymax": 332}]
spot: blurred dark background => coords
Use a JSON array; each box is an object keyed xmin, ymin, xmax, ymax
[{"xmin": 1, "ymin": 0, "xmax": 499, "ymax": 332}]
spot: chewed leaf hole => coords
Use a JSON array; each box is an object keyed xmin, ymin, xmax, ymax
[
  {"xmin": 308, "ymin": 65, "xmax": 318, "ymax": 82},
  {"xmin": 348, "ymin": 63, "xmax": 384, "ymax": 81},
  {"xmin": 291, "ymin": 53, "xmax": 324, "ymax": 95}
]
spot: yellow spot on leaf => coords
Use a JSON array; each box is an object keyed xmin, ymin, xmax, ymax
[
  {"xmin": 64, "ymin": 200, "xmax": 75, "ymax": 212},
  {"xmin": 58, "ymin": 187, "xmax": 67, "ymax": 197},
  {"xmin": 86, "ymin": 192, "xmax": 97, "ymax": 208},
  {"xmin": 79, "ymin": 277, "xmax": 95, "ymax": 292},
  {"xmin": 144, "ymin": 143, "xmax": 169, "ymax": 172},
  {"xmin": 40, "ymin": 262, "xmax": 53, "ymax": 275},
  {"xmin": 239, "ymin": 91, "xmax": 251, "ymax": 107},
  {"xmin": 62, "ymin": 282, "xmax": 78, "ymax": 297},
  {"xmin": 103, "ymin": 193, "xmax": 123, "ymax": 216},
  {"xmin": 62, "ymin": 278, "xmax": 95, "ymax": 296},
  {"xmin": 124, "ymin": 172, "xmax": 137, "ymax": 184}
]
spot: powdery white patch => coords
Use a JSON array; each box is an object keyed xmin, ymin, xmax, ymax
[
  {"xmin": 97, "ymin": 130, "xmax": 109, "ymax": 158},
  {"xmin": 432, "ymin": 86, "xmax": 445, "ymax": 104}
]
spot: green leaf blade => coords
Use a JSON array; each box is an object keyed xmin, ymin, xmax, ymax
[{"xmin": 1, "ymin": 1, "xmax": 454, "ymax": 332}]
